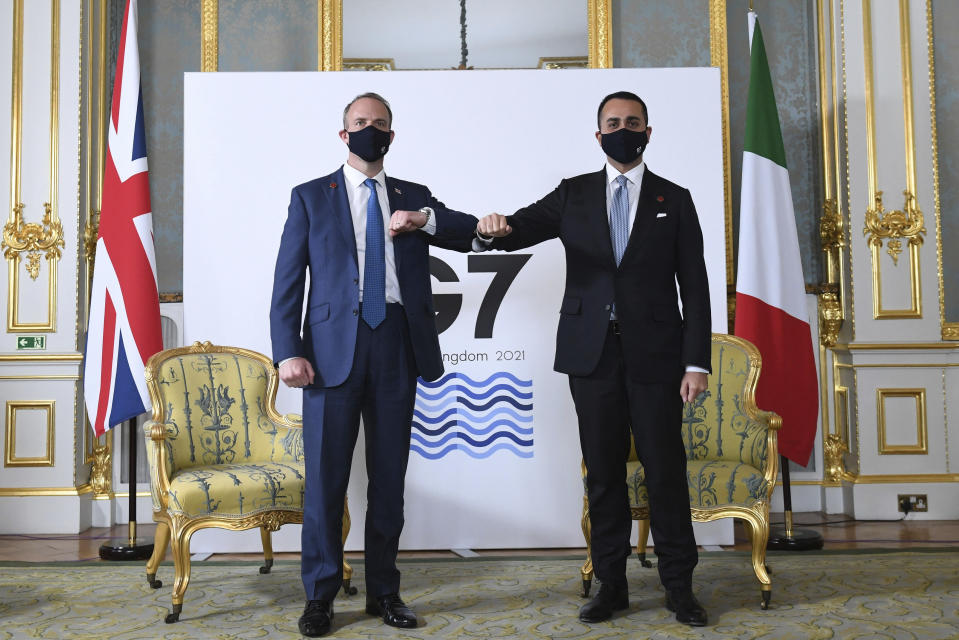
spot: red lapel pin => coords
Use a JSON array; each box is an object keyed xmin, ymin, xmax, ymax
[
  {"xmin": 656, "ymin": 195, "xmax": 664, "ymax": 202},
  {"xmin": 329, "ymin": 181, "xmax": 337, "ymax": 189}
]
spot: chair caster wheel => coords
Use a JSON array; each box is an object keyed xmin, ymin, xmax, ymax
[
  {"xmin": 581, "ymin": 580, "xmax": 592, "ymax": 598},
  {"xmin": 146, "ymin": 573, "xmax": 162, "ymax": 589},
  {"xmin": 259, "ymin": 559, "xmax": 273, "ymax": 574},
  {"xmin": 761, "ymin": 591, "xmax": 771, "ymax": 610},
  {"xmin": 342, "ymin": 580, "xmax": 358, "ymax": 596},
  {"xmin": 165, "ymin": 604, "xmax": 182, "ymax": 623}
]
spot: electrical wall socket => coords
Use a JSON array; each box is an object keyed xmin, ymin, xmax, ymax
[{"xmin": 898, "ymin": 494, "xmax": 928, "ymax": 512}]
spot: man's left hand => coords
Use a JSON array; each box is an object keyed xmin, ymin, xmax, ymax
[
  {"xmin": 389, "ymin": 209, "xmax": 427, "ymax": 236},
  {"xmin": 680, "ymin": 371, "xmax": 708, "ymax": 404}
]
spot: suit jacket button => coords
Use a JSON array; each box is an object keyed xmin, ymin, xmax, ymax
[
  {"xmin": 353, "ymin": 309, "xmax": 358, "ymax": 316},
  {"xmin": 604, "ymin": 304, "xmax": 611, "ymax": 311},
  {"xmin": 353, "ymin": 278, "xmax": 359, "ymax": 285}
]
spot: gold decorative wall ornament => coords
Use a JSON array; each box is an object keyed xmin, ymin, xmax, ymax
[
  {"xmin": 342, "ymin": 58, "xmax": 394, "ymax": 71},
  {"xmin": 83, "ymin": 210, "xmax": 99, "ymax": 267},
  {"xmin": 863, "ymin": 190, "xmax": 926, "ymax": 266},
  {"xmin": 587, "ymin": 0, "xmax": 611, "ymax": 69},
  {"xmin": 90, "ymin": 440, "xmax": 112, "ymax": 495},
  {"xmin": 819, "ymin": 290, "xmax": 842, "ymax": 347},
  {"xmin": 2, "ymin": 204, "xmax": 66, "ymax": 280},
  {"xmin": 823, "ymin": 433, "xmax": 848, "ymax": 484}
]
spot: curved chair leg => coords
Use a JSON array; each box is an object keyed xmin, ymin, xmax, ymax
[
  {"xmin": 146, "ymin": 521, "xmax": 170, "ymax": 589},
  {"xmin": 580, "ymin": 496, "xmax": 594, "ymax": 598},
  {"xmin": 636, "ymin": 518, "xmax": 653, "ymax": 568},
  {"xmin": 341, "ymin": 496, "xmax": 358, "ymax": 595},
  {"xmin": 165, "ymin": 524, "xmax": 193, "ymax": 624},
  {"xmin": 259, "ymin": 526, "xmax": 274, "ymax": 574},
  {"xmin": 742, "ymin": 513, "xmax": 771, "ymax": 609}
]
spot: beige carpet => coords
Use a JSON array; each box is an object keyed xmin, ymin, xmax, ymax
[{"xmin": 1, "ymin": 550, "xmax": 957, "ymax": 639}]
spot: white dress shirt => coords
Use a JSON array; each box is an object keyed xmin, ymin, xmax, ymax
[{"xmin": 341, "ymin": 163, "xmax": 436, "ymax": 304}]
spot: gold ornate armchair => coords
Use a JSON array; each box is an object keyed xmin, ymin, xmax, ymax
[
  {"xmin": 580, "ymin": 334, "xmax": 781, "ymax": 608},
  {"xmin": 142, "ymin": 342, "xmax": 355, "ymax": 623}
]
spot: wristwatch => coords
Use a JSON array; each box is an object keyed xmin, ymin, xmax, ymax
[{"xmin": 418, "ymin": 206, "xmax": 433, "ymax": 226}]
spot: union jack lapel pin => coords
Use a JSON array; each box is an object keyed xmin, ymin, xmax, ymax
[{"xmin": 394, "ymin": 187, "xmax": 402, "ymax": 195}]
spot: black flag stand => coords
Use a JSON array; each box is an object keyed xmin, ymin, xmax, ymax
[
  {"xmin": 767, "ymin": 454, "xmax": 824, "ymax": 550},
  {"xmin": 99, "ymin": 417, "xmax": 154, "ymax": 560}
]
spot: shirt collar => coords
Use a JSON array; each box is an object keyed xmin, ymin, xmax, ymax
[
  {"xmin": 342, "ymin": 162, "xmax": 386, "ymax": 191},
  {"xmin": 605, "ymin": 161, "xmax": 645, "ymax": 187}
]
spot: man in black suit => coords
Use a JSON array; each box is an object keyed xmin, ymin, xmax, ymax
[{"xmin": 476, "ymin": 91, "xmax": 711, "ymax": 627}]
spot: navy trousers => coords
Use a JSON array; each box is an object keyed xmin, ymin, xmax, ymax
[
  {"xmin": 301, "ymin": 303, "xmax": 418, "ymax": 601},
  {"xmin": 568, "ymin": 323, "xmax": 698, "ymax": 592}
]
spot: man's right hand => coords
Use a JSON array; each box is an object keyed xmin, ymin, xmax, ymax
[
  {"xmin": 477, "ymin": 213, "xmax": 512, "ymax": 238},
  {"xmin": 279, "ymin": 357, "xmax": 315, "ymax": 388}
]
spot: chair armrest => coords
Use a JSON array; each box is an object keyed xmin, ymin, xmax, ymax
[
  {"xmin": 755, "ymin": 409, "xmax": 782, "ymax": 432},
  {"xmin": 143, "ymin": 420, "xmax": 173, "ymax": 511}
]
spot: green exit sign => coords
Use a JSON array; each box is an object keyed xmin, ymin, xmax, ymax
[{"xmin": 16, "ymin": 336, "xmax": 46, "ymax": 350}]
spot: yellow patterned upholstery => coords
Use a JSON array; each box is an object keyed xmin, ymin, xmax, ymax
[
  {"xmin": 581, "ymin": 334, "xmax": 781, "ymax": 608},
  {"xmin": 142, "ymin": 342, "xmax": 353, "ymax": 623}
]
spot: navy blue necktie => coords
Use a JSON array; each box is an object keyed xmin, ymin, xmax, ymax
[{"xmin": 362, "ymin": 178, "xmax": 386, "ymax": 329}]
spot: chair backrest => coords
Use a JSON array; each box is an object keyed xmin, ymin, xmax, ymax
[
  {"xmin": 683, "ymin": 334, "xmax": 768, "ymax": 470},
  {"xmin": 145, "ymin": 342, "xmax": 303, "ymax": 475}
]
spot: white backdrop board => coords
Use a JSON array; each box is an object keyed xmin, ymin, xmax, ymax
[{"xmin": 183, "ymin": 68, "xmax": 730, "ymax": 551}]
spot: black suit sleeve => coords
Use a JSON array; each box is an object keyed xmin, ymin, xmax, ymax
[
  {"xmin": 422, "ymin": 189, "xmax": 479, "ymax": 253},
  {"xmin": 491, "ymin": 180, "xmax": 566, "ymax": 251},
  {"xmin": 675, "ymin": 188, "xmax": 711, "ymax": 372}
]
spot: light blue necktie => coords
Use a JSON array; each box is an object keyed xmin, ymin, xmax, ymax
[
  {"xmin": 362, "ymin": 178, "xmax": 386, "ymax": 329},
  {"xmin": 610, "ymin": 174, "xmax": 630, "ymax": 265}
]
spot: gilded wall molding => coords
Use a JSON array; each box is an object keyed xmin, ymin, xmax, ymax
[
  {"xmin": 876, "ymin": 388, "xmax": 927, "ymax": 455},
  {"xmin": 708, "ymin": 0, "xmax": 733, "ymax": 291},
  {"xmin": 317, "ymin": 0, "xmax": 342, "ymax": 71},
  {"xmin": 3, "ymin": 0, "xmax": 63, "ymax": 332},
  {"xmin": 201, "ymin": 0, "xmax": 218, "ymax": 72},
  {"xmin": 587, "ymin": 0, "xmax": 611, "ymax": 69},
  {"xmin": 819, "ymin": 290, "xmax": 842, "ymax": 347},
  {"xmin": 925, "ymin": 0, "xmax": 949, "ymax": 340},
  {"xmin": 861, "ymin": 0, "xmax": 925, "ymax": 320},
  {"xmin": 823, "ymin": 432, "xmax": 848, "ymax": 484},
  {"xmin": 89, "ymin": 437, "xmax": 111, "ymax": 495},
  {"xmin": 4, "ymin": 401, "xmax": 55, "ymax": 467}
]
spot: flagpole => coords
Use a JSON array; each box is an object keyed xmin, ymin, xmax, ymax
[
  {"xmin": 99, "ymin": 417, "xmax": 154, "ymax": 560},
  {"xmin": 767, "ymin": 455, "xmax": 824, "ymax": 550}
]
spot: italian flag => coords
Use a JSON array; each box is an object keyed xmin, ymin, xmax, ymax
[{"xmin": 735, "ymin": 12, "xmax": 819, "ymax": 466}]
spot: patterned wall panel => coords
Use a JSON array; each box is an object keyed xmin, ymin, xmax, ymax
[
  {"xmin": 613, "ymin": 0, "xmax": 710, "ymax": 68},
  {"xmin": 932, "ymin": 0, "xmax": 958, "ymax": 328},
  {"xmin": 218, "ymin": 0, "xmax": 316, "ymax": 72},
  {"xmin": 139, "ymin": 0, "xmax": 200, "ymax": 295},
  {"xmin": 726, "ymin": 0, "xmax": 823, "ymax": 286}
]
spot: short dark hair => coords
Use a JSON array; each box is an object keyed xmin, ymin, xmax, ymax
[
  {"xmin": 342, "ymin": 92, "xmax": 393, "ymax": 128},
  {"xmin": 596, "ymin": 91, "xmax": 648, "ymax": 128}
]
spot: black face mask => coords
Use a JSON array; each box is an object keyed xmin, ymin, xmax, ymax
[
  {"xmin": 600, "ymin": 127, "xmax": 648, "ymax": 164},
  {"xmin": 347, "ymin": 125, "xmax": 392, "ymax": 162}
]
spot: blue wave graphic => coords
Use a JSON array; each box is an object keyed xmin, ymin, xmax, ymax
[
  {"xmin": 410, "ymin": 442, "xmax": 535, "ymax": 460},
  {"xmin": 413, "ymin": 406, "xmax": 534, "ymax": 424},
  {"xmin": 412, "ymin": 419, "xmax": 534, "ymax": 437},
  {"xmin": 418, "ymin": 372, "xmax": 532, "ymax": 389},
  {"xmin": 417, "ymin": 383, "xmax": 533, "ymax": 402},
  {"xmin": 411, "ymin": 430, "xmax": 533, "ymax": 448},
  {"xmin": 412, "ymin": 371, "xmax": 533, "ymax": 460},
  {"xmin": 456, "ymin": 395, "xmax": 532, "ymax": 412}
]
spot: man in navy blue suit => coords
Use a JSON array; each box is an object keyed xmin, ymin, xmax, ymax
[{"xmin": 270, "ymin": 92, "xmax": 478, "ymax": 637}]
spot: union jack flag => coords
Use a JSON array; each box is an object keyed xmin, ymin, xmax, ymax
[{"xmin": 83, "ymin": 0, "xmax": 162, "ymax": 437}]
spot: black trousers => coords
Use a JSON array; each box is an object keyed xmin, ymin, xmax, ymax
[{"xmin": 568, "ymin": 323, "xmax": 698, "ymax": 591}]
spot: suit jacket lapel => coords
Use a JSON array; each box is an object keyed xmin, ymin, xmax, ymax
[
  {"xmin": 620, "ymin": 167, "xmax": 658, "ymax": 266},
  {"xmin": 326, "ymin": 166, "xmax": 358, "ymax": 266},
  {"xmin": 583, "ymin": 168, "xmax": 617, "ymax": 268},
  {"xmin": 385, "ymin": 176, "xmax": 406, "ymax": 275}
]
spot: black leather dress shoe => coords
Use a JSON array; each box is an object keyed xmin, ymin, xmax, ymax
[
  {"xmin": 366, "ymin": 593, "xmax": 418, "ymax": 628},
  {"xmin": 665, "ymin": 589, "xmax": 708, "ymax": 627},
  {"xmin": 298, "ymin": 599, "xmax": 334, "ymax": 637},
  {"xmin": 579, "ymin": 583, "xmax": 629, "ymax": 623}
]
